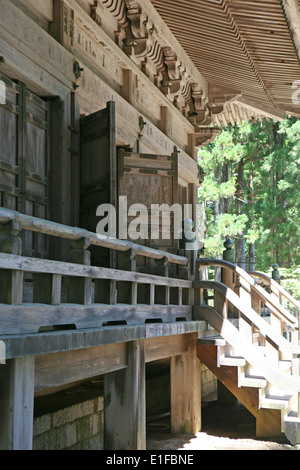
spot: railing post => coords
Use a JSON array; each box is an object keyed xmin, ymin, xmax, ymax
[
  {"xmin": 223, "ymin": 238, "xmax": 235, "ymax": 263},
  {"xmin": 117, "ymin": 248, "xmax": 137, "ymax": 304},
  {"xmin": 272, "ymin": 263, "xmax": 281, "ymax": 282},
  {"xmin": 271, "ymin": 264, "xmax": 281, "ymax": 302},
  {"xmin": 0, "ymin": 220, "xmax": 23, "ymax": 304},
  {"xmin": 66, "ymin": 237, "xmax": 92, "ymax": 304},
  {"xmin": 154, "ymin": 256, "xmax": 169, "ymax": 305},
  {"xmin": 222, "ymin": 239, "xmax": 235, "ymax": 290},
  {"xmin": 268, "ymin": 264, "xmax": 285, "ymax": 341},
  {"xmin": 178, "ymin": 219, "xmax": 196, "ymax": 307}
]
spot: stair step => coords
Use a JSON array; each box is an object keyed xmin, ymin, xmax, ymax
[
  {"xmin": 197, "ymin": 335, "xmax": 226, "ymax": 346},
  {"xmin": 239, "ymin": 375, "xmax": 267, "ymax": 388},
  {"xmin": 220, "ymin": 355, "xmax": 246, "ymax": 367},
  {"xmin": 262, "ymin": 393, "xmax": 294, "ymax": 411},
  {"xmin": 278, "ymin": 360, "xmax": 292, "ymax": 373}
]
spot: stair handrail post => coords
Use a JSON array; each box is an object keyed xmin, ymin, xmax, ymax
[
  {"xmin": 222, "ymin": 239, "xmax": 236, "ymax": 302},
  {"xmin": 178, "ymin": 218, "xmax": 198, "ymax": 309},
  {"xmin": 66, "ymin": 236, "xmax": 92, "ymax": 305},
  {"xmin": 272, "ymin": 263, "xmax": 281, "ymax": 282},
  {"xmin": 0, "ymin": 218, "xmax": 23, "ymax": 305},
  {"xmin": 271, "ymin": 263, "xmax": 282, "ymax": 303},
  {"xmin": 179, "ymin": 218, "xmax": 197, "ymax": 281}
]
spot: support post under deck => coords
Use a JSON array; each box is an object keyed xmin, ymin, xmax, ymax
[
  {"xmin": 104, "ymin": 340, "xmax": 146, "ymax": 450},
  {"xmin": 0, "ymin": 356, "xmax": 35, "ymax": 450},
  {"xmin": 170, "ymin": 333, "xmax": 201, "ymax": 434}
]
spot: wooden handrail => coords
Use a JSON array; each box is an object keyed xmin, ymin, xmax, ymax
[
  {"xmin": 0, "ymin": 207, "xmax": 188, "ymax": 266},
  {"xmin": 0, "ymin": 207, "xmax": 193, "ymax": 335},
  {"xmin": 196, "ymin": 258, "xmax": 298, "ymax": 329},
  {"xmin": 194, "ymin": 304, "xmax": 300, "ymax": 392},
  {"xmin": 250, "ymin": 271, "xmax": 300, "ymax": 311},
  {"xmin": 0, "ymin": 252, "xmax": 191, "ymax": 288},
  {"xmin": 193, "ymin": 280, "xmax": 299, "ymax": 356}
]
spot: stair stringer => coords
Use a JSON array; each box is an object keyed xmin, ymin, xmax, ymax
[
  {"xmin": 195, "ymin": 306, "xmax": 300, "ymax": 444},
  {"xmin": 197, "ymin": 342, "xmax": 283, "ymax": 440},
  {"xmin": 194, "ymin": 305, "xmax": 300, "ymax": 392}
]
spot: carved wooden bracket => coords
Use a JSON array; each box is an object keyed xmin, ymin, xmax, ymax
[
  {"xmin": 194, "ymin": 127, "xmax": 222, "ymax": 147},
  {"xmin": 91, "ymin": 0, "xmax": 241, "ymax": 145}
]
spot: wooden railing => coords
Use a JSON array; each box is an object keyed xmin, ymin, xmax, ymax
[
  {"xmin": 196, "ymin": 258, "xmax": 299, "ymax": 347},
  {"xmin": 194, "ymin": 258, "xmax": 300, "ymax": 400},
  {"xmin": 0, "ymin": 206, "xmax": 299, "ymax": 391},
  {"xmin": 0, "ymin": 207, "xmax": 193, "ymax": 335},
  {"xmin": 249, "ymin": 271, "xmax": 300, "ymax": 318}
]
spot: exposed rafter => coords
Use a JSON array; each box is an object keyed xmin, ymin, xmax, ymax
[{"xmin": 151, "ymin": 0, "xmax": 300, "ymax": 126}]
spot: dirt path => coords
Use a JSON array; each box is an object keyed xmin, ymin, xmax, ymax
[{"xmin": 146, "ymin": 401, "xmax": 299, "ymax": 451}]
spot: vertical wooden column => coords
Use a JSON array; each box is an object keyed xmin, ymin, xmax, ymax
[
  {"xmin": 66, "ymin": 237, "xmax": 91, "ymax": 304},
  {"xmin": 154, "ymin": 256, "xmax": 169, "ymax": 304},
  {"xmin": 49, "ymin": 94, "xmax": 73, "ymax": 262},
  {"xmin": 117, "ymin": 248, "xmax": 137, "ymax": 304},
  {"xmin": 0, "ymin": 220, "xmax": 23, "ymax": 304},
  {"xmin": 0, "ymin": 356, "xmax": 35, "ymax": 450},
  {"xmin": 170, "ymin": 333, "xmax": 201, "ymax": 434},
  {"xmin": 104, "ymin": 340, "xmax": 146, "ymax": 450}
]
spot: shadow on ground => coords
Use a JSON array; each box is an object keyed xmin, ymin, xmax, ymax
[{"xmin": 146, "ymin": 400, "xmax": 297, "ymax": 450}]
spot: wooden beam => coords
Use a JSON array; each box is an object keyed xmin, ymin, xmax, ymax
[
  {"xmin": 233, "ymin": 97, "xmax": 286, "ymax": 121},
  {"xmin": 0, "ymin": 356, "xmax": 35, "ymax": 450},
  {"xmin": 145, "ymin": 334, "xmax": 188, "ymax": 362},
  {"xmin": 104, "ymin": 340, "xmax": 146, "ymax": 450},
  {"xmin": 170, "ymin": 333, "xmax": 201, "ymax": 434},
  {"xmin": 34, "ymin": 342, "xmax": 127, "ymax": 392},
  {"xmin": 34, "ymin": 333, "xmax": 195, "ymax": 392}
]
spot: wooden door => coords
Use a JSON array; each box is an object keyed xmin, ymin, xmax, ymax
[
  {"xmin": 117, "ymin": 148, "xmax": 179, "ymax": 256},
  {"xmin": 80, "ymin": 101, "xmax": 116, "ymax": 267},
  {"xmin": 0, "ymin": 72, "xmax": 50, "ymax": 258}
]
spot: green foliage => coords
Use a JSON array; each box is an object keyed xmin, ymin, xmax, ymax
[
  {"xmin": 202, "ymin": 211, "xmax": 248, "ymax": 257},
  {"xmin": 278, "ymin": 267, "xmax": 300, "ymax": 303},
  {"xmin": 198, "ymin": 117, "xmax": 300, "ymax": 271}
]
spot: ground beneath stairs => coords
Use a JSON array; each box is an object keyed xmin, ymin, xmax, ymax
[{"xmin": 146, "ymin": 400, "xmax": 299, "ymax": 451}]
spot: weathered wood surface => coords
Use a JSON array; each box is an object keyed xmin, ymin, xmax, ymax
[
  {"xmin": 104, "ymin": 340, "xmax": 146, "ymax": 450},
  {"xmin": 250, "ymin": 271, "xmax": 300, "ymax": 311},
  {"xmin": 1, "ymin": 321, "xmax": 208, "ymax": 361},
  {"xmin": 0, "ymin": 356, "xmax": 35, "ymax": 450},
  {"xmin": 0, "ymin": 304, "xmax": 192, "ymax": 335},
  {"xmin": 197, "ymin": 343, "xmax": 282, "ymax": 439},
  {"xmin": 170, "ymin": 333, "xmax": 201, "ymax": 434},
  {"xmin": 0, "ymin": 0, "xmax": 203, "ymax": 171},
  {"xmin": 194, "ymin": 281, "xmax": 298, "ymax": 356},
  {"xmin": 144, "ymin": 334, "xmax": 188, "ymax": 363},
  {"xmin": 0, "ymin": 252, "xmax": 190, "ymax": 286},
  {"xmin": 194, "ymin": 305, "xmax": 300, "ymax": 393},
  {"xmin": 196, "ymin": 259, "xmax": 298, "ymax": 328},
  {"xmin": 35, "ymin": 341, "xmax": 127, "ymax": 392},
  {"xmin": 0, "ymin": 208, "xmax": 188, "ymax": 266},
  {"xmin": 118, "ymin": 148, "xmax": 179, "ymax": 253}
]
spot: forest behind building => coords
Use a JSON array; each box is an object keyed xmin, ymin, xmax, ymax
[{"xmin": 198, "ymin": 117, "xmax": 300, "ymax": 300}]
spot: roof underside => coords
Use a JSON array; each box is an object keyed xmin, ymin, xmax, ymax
[{"xmin": 150, "ymin": 0, "xmax": 300, "ymax": 125}]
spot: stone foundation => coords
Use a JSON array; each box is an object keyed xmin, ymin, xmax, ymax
[{"xmin": 33, "ymin": 384, "xmax": 104, "ymax": 450}]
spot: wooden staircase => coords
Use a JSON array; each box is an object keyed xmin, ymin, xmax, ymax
[
  {"xmin": 194, "ymin": 259, "xmax": 300, "ymax": 445},
  {"xmin": 197, "ymin": 331, "xmax": 300, "ymax": 444}
]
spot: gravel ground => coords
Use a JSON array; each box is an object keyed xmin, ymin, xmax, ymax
[{"xmin": 146, "ymin": 401, "xmax": 299, "ymax": 451}]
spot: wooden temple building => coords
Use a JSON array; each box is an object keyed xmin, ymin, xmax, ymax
[{"xmin": 0, "ymin": 0, "xmax": 300, "ymax": 450}]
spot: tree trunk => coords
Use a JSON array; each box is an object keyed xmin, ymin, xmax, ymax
[
  {"xmin": 235, "ymin": 159, "xmax": 246, "ymax": 270},
  {"xmin": 249, "ymin": 243, "xmax": 255, "ymax": 272}
]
